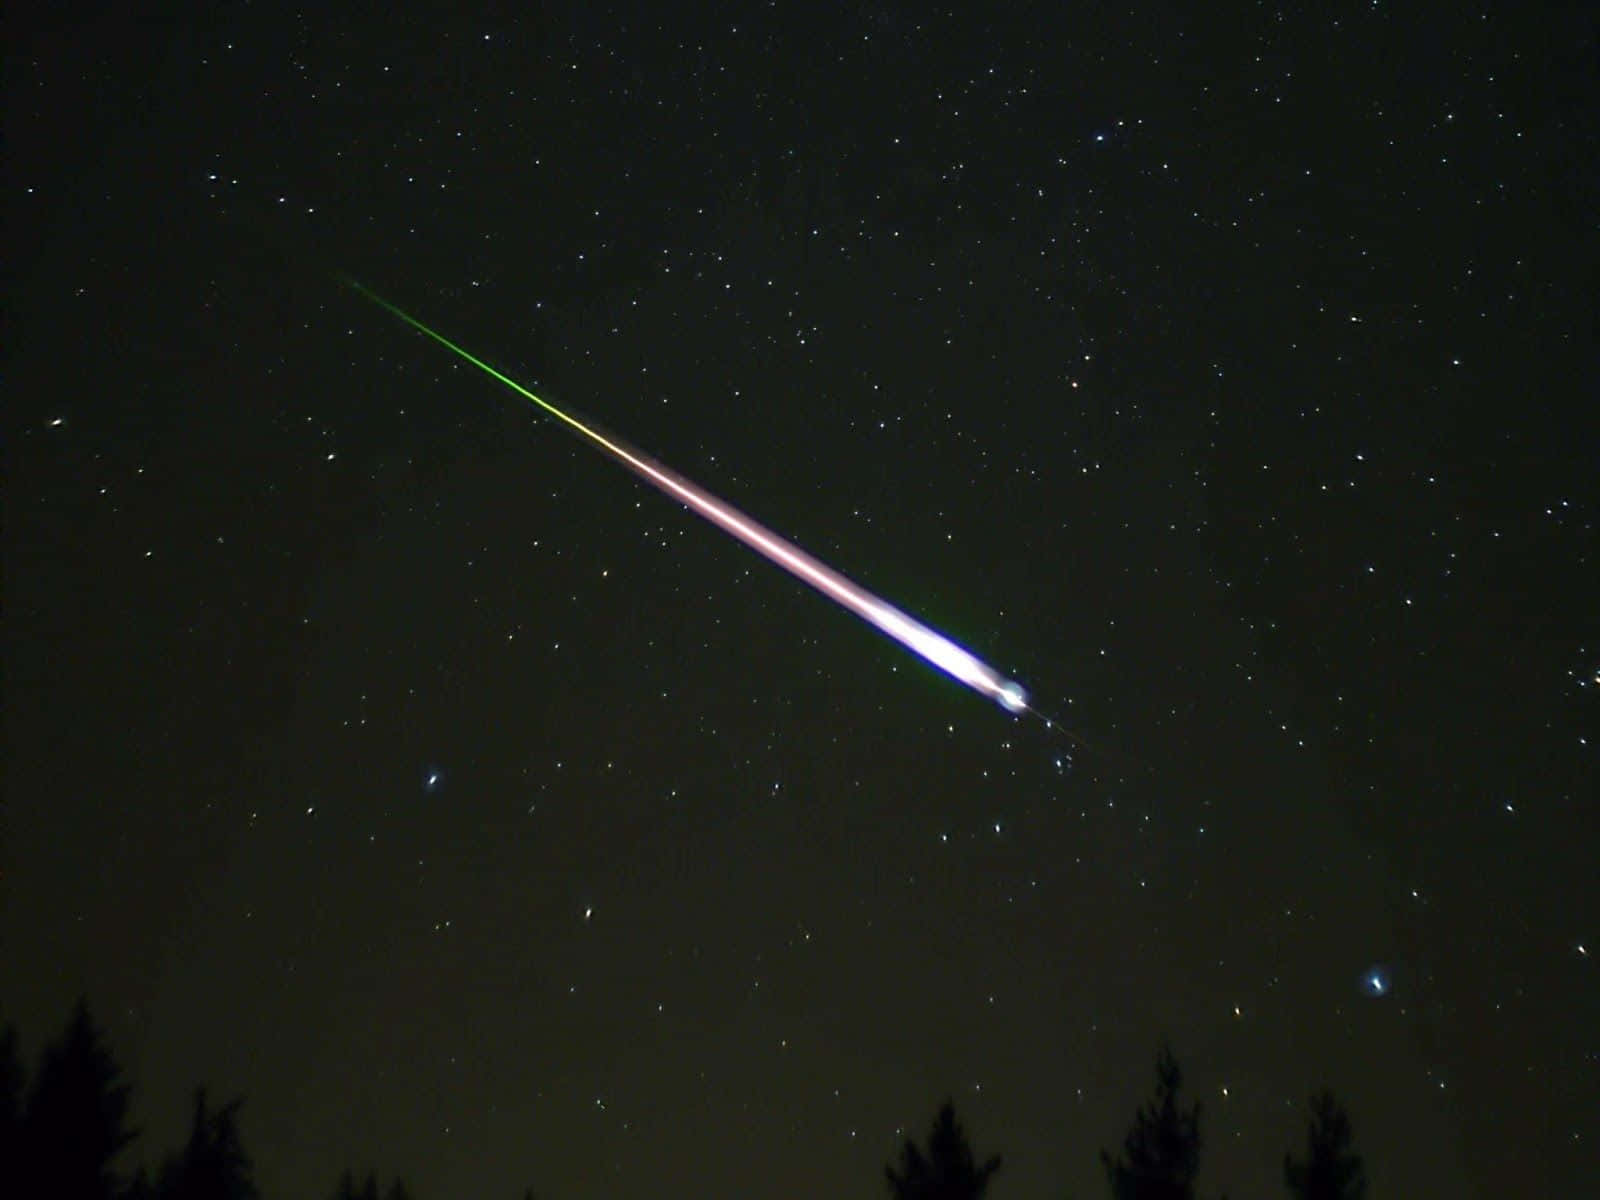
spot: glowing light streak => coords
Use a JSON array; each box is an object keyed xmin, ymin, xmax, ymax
[{"xmin": 346, "ymin": 279, "xmax": 1028, "ymax": 713}]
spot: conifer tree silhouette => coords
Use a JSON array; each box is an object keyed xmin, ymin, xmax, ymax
[
  {"xmin": 1, "ymin": 1022, "xmax": 22, "ymax": 1173},
  {"xmin": 1283, "ymin": 1090, "xmax": 1366, "ymax": 1200},
  {"xmin": 332, "ymin": 1169, "xmax": 377, "ymax": 1200},
  {"xmin": 154, "ymin": 1088, "xmax": 258, "ymax": 1200},
  {"xmin": 885, "ymin": 1099, "xmax": 1003, "ymax": 1199},
  {"xmin": 19, "ymin": 998, "xmax": 137, "ymax": 1200},
  {"xmin": 1100, "ymin": 1041, "xmax": 1202, "ymax": 1200},
  {"xmin": 333, "ymin": 1168, "xmax": 414, "ymax": 1200}
]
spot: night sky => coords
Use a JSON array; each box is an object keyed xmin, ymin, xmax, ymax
[{"xmin": 6, "ymin": 3, "xmax": 1596, "ymax": 1197}]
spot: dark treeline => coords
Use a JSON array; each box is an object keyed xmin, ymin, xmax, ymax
[
  {"xmin": 4, "ymin": 1001, "xmax": 1366, "ymax": 1199},
  {"xmin": 888, "ymin": 1042, "xmax": 1366, "ymax": 1200}
]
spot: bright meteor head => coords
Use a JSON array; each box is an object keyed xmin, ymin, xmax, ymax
[{"xmin": 996, "ymin": 679, "xmax": 1029, "ymax": 714}]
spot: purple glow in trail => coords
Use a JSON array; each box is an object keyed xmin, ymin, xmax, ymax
[{"xmin": 347, "ymin": 280, "xmax": 1030, "ymax": 715}]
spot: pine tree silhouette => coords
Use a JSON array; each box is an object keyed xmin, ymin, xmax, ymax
[
  {"xmin": 153, "ymin": 1089, "xmax": 258, "ymax": 1200},
  {"xmin": 885, "ymin": 1099, "xmax": 1003, "ymax": 1199},
  {"xmin": 1283, "ymin": 1090, "xmax": 1366, "ymax": 1200},
  {"xmin": 1, "ymin": 1022, "xmax": 22, "ymax": 1175},
  {"xmin": 19, "ymin": 998, "xmax": 137, "ymax": 1200},
  {"xmin": 332, "ymin": 1169, "xmax": 375, "ymax": 1200},
  {"xmin": 332, "ymin": 1168, "xmax": 415, "ymax": 1200},
  {"xmin": 1100, "ymin": 1041, "xmax": 1202, "ymax": 1200}
]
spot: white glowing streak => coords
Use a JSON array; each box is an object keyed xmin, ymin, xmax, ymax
[{"xmin": 604, "ymin": 440, "xmax": 1026, "ymax": 711}]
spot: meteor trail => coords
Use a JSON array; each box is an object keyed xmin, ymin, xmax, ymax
[{"xmin": 345, "ymin": 279, "xmax": 1030, "ymax": 715}]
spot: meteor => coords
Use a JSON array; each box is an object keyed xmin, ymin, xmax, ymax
[{"xmin": 345, "ymin": 279, "xmax": 1030, "ymax": 715}]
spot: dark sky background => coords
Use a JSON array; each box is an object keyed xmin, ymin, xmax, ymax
[{"xmin": 5, "ymin": 3, "xmax": 1596, "ymax": 1197}]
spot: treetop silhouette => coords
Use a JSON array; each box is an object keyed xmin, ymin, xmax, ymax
[
  {"xmin": 886, "ymin": 1098, "xmax": 1003, "ymax": 1199},
  {"xmin": 1101, "ymin": 1040, "xmax": 1204, "ymax": 1200},
  {"xmin": 155, "ymin": 1088, "xmax": 258, "ymax": 1200},
  {"xmin": 18, "ymin": 998, "xmax": 138, "ymax": 1200},
  {"xmin": 1283, "ymin": 1089, "xmax": 1366, "ymax": 1200}
]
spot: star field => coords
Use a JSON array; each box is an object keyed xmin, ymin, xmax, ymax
[{"xmin": 5, "ymin": 4, "xmax": 1596, "ymax": 1197}]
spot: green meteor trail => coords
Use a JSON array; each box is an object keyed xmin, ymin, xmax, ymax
[{"xmin": 342, "ymin": 277, "xmax": 628, "ymax": 458}]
